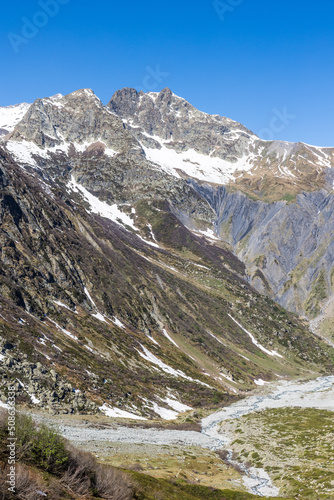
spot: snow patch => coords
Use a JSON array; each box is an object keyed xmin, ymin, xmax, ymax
[
  {"xmin": 161, "ymin": 397, "xmax": 192, "ymax": 413},
  {"xmin": 228, "ymin": 314, "xmax": 283, "ymax": 358},
  {"xmin": 6, "ymin": 140, "xmax": 45, "ymax": 166},
  {"xmin": 254, "ymin": 379, "xmax": 269, "ymax": 386},
  {"xmin": 162, "ymin": 328, "xmax": 178, "ymax": 347},
  {"xmin": 68, "ymin": 176, "xmax": 137, "ymax": 231},
  {"xmin": 48, "ymin": 318, "xmax": 78, "ymax": 341},
  {"xmin": 0, "ymin": 102, "xmax": 31, "ymax": 132},
  {"xmin": 151, "ymin": 402, "xmax": 178, "ymax": 420},
  {"xmin": 144, "ymin": 144, "xmax": 256, "ymax": 185},
  {"xmin": 54, "ymin": 300, "xmax": 78, "ymax": 314},
  {"xmin": 100, "ymin": 404, "xmax": 146, "ymax": 420},
  {"xmin": 136, "ymin": 344, "xmax": 211, "ymax": 387},
  {"xmin": 92, "ymin": 312, "xmax": 107, "ymax": 323},
  {"xmin": 113, "ymin": 317, "xmax": 125, "ymax": 329}
]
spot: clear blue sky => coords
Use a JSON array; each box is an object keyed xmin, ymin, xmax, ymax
[{"xmin": 1, "ymin": 0, "xmax": 334, "ymax": 146}]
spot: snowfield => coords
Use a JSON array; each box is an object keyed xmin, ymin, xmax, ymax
[{"xmin": 0, "ymin": 102, "xmax": 31, "ymax": 133}]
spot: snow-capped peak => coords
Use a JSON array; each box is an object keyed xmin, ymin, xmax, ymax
[{"xmin": 0, "ymin": 102, "xmax": 31, "ymax": 134}]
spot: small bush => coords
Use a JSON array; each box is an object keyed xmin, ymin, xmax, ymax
[
  {"xmin": 0, "ymin": 411, "xmax": 134, "ymax": 499},
  {"xmin": 30, "ymin": 423, "xmax": 68, "ymax": 474},
  {"xmin": 60, "ymin": 445, "xmax": 96, "ymax": 495},
  {"xmin": 93, "ymin": 464, "xmax": 134, "ymax": 500},
  {"xmin": 0, "ymin": 463, "xmax": 45, "ymax": 500},
  {"xmin": 9, "ymin": 413, "xmax": 68, "ymax": 475}
]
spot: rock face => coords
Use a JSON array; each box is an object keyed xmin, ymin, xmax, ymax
[
  {"xmin": 108, "ymin": 87, "xmax": 334, "ymax": 320},
  {"xmin": 10, "ymin": 90, "xmax": 142, "ymax": 155},
  {"xmin": 190, "ymin": 183, "xmax": 334, "ymax": 318},
  {"xmin": 109, "ymin": 87, "xmax": 255, "ymax": 161},
  {"xmin": 0, "ymin": 87, "xmax": 333, "ymax": 416}
]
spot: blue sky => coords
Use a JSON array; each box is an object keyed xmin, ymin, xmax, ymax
[{"xmin": 1, "ymin": 0, "xmax": 334, "ymax": 146}]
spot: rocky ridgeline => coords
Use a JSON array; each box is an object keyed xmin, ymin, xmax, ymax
[
  {"xmin": 0, "ymin": 337, "xmax": 97, "ymax": 415},
  {"xmin": 109, "ymin": 87, "xmax": 255, "ymax": 160}
]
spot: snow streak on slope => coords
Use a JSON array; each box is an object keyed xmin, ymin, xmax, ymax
[
  {"xmin": 5, "ymin": 138, "xmax": 117, "ymax": 166},
  {"xmin": 228, "ymin": 314, "xmax": 283, "ymax": 358},
  {"xmin": 136, "ymin": 345, "xmax": 211, "ymax": 387},
  {"xmin": 68, "ymin": 176, "xmax": 137, "ymax": 230},
  {"xmin": 100, "ymin": 404, "xmax": 146, "ymax": 420}
]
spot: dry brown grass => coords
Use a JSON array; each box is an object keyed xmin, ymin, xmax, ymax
[
  {"xmin": 60, "ymin": 444, "xmax": 95, "ymax": 496},
  {"xmin": 94, "ymin": 464, "xmax": 133, "ymax": 500},
  {"xmin": 0, "ymin": 463, "xmax": 45, "ymax": 500}
]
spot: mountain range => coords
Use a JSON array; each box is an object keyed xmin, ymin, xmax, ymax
[{"xmin": 0, "ymin": 87, "xmax": 333, "ymax": 419}]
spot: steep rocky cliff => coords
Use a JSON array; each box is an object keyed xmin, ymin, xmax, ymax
[{"xmin": 108, "ymin": 87, "xmax": 334, "ymax": 325}]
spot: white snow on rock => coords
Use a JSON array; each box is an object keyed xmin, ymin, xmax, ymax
[
  {"xmin": 30, "ymin": 394, "xmax": 41, "ymax": 404},
  {"xmin": 228, "ymin": 314, "xmax": 283, "ymax": 358},
  {"xmin": 162, "ymin": 328, "xmax": 178, "ymax": 347},
  {"xmin": 84, "ymin": 288, "xmax": 125, "ymax": 329},
  {"xmin": 68, "ymin": 176, "xmax": 137, "ymax": 231},
  {"xmin": 208, "ymin": 331, "xmax": 227, "ymax": 346},
  {"xmin": 136, "ymin": 344, "xmax": 211, "ymax": 387},
  {"xmin": 161, "ymin": 397, "xmax": 192, "ymax": 413},
  {"xmin": 220, "ymin": 373, "xmax": 234, "ymax": 383},
  {"xmin": 146, "ymin": 334, "xmax": 160, "ymax": 346},
  {"xmin": 54, "ymin": 300, "xmax": 78, "ymax": 314},
  {"xmin": 5, "ymin": 140, "xmax": 46, "ymax": 166},
  {"xmin": 84, "ymin": 287, "xmax": 97, "ymax": 308},
  {"xmin": 92, "ymin": 312, "xmax": 107, "ymax": 323},
  {"xmin": 151, "ymin": 402, "xmax": 179, "ymax": 420},
  {"xmin": 0, "ymin": 102, "xmax": 31, "ymax": 133},
  {"xmin": 100, "ymin": 404, "xmax": 146, "ymax": 420},
  {"xmin": 137, "ymin": 234, "xmax": 161, "ymax": 248},
  {"xmin": 112, "ymin": 317, "xmax": 125, "ymax": 329},
  {"xmin": 254, "ymin": 379, "xmax": 269, "ymax": 386},
  {"xmin": 16, "ymin": 378, "xmax": 40, "ymax": 405},
  {"xmin": 70, "ymin": 140, "xmax": 117, "ymax": 157},
  {"xmin": 5, "ymin": 135, "xmax": 116, "ymax": 167},
  {"xmin": 192, "ymin": 228, "xmax": 219, "ymax": 240},
  {"xmin": 144, "ymin": 143, "xmax": 256, "ymax": 185},
  {"xmin": 48, "ymin": 318, "xmax": 78, "ymax": 341}
]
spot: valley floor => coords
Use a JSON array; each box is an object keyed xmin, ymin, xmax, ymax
[{"xmin": 25, "ymin": 374, "xmax": 334, "ymax": 498}]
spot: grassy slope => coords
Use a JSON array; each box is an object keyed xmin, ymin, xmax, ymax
[
  {"xmin": 221, "ymin": 408, "xmax": 334, "ymax": 499},
  {"xmin": 0, "ymin": 152, "xmax": 333, "ymax": 417}
]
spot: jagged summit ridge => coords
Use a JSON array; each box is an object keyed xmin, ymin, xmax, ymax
[
  {"xmin": 3, "ymin": 88, "xmax": 144, "ymax": 166},
  {"xmin": 2, "ymin": 86, "xmax": 334, "ymax": 192}
]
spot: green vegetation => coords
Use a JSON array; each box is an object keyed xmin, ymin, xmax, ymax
[
  {"xmin": 0, "ymin": 410, "xmax": 286, "ymax": 499},
  {"xmin": 281, "ymin": 193, "xmax": 297, "ymax": 203},
  {"xmin": 305, "ymin": 269, "xmax": 328, "ymax": 317},
  {"xmin": 222, "ymin": 407, "xmax": 334, "ymax": 499}
]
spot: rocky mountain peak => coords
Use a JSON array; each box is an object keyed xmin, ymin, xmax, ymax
[
  {"xmin": 108, "ymin": 87, "xmax": 256, "ymax": 169},
  {"xmin": 4, "ymin": 88, "xmax": 143, "ymax": 160}
]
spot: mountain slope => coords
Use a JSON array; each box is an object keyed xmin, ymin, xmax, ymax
[
  {"xmin": 108, "ymin": 88, "xmax": 334, "ymax": 324},
  {"xmin": 0, "ymin": 146, "xmax": 332, "ymax": 417},
  {"xmin": 0, "ymin": 88, "xmax": 333, "ymax": 417}
]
